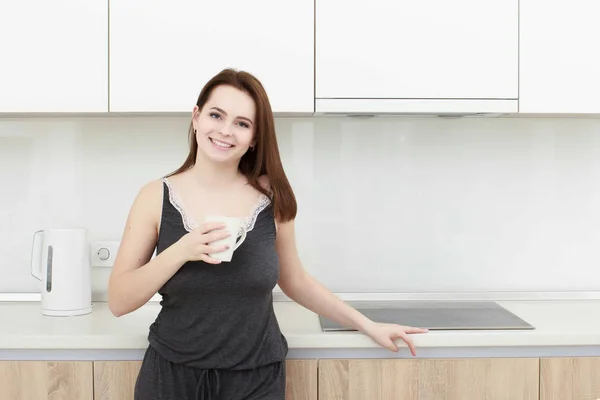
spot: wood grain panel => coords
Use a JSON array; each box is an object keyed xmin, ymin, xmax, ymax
[
  {"xmin": 286, "ymin": 360, "xmax": 318, "ymax": 400},
  {"xmin": 540, "ymin": 357, "xmax": 600, "ymax": 400},
  {"xmin": 319, "ymin": 358, "xmax": 539, "ymax": 400},
  {"xmin": 0, "ymin": 361, "xmax": 93, "ymax": 400},
  {"xmin": 94, "ymin": 361, "xmax": 142, "ymax": 400}
]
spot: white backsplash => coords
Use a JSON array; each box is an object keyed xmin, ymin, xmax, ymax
[{"xmin": 1, "ymin": 116, "xmax": 600, "ymax": 294}]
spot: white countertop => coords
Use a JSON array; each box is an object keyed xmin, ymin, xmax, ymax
[{"xmin": 2, "ymin": 300, "xmax": 600, "ymax": 359}]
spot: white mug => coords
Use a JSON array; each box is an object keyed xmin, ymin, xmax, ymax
[{"xmin": 204, "ymin": 216, "xmax": 247, "ymax": 262}]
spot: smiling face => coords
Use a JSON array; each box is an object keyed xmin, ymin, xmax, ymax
[{"xmin": 192, "ymin": 84, "xmax": 256, "ymax": 166}]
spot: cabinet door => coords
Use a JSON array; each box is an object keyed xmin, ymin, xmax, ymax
[
  {"xmin": 286, "ymin": 360, "xmax": 317, "ymax": 400},
  {"xmin": 0, "ymin": 361, "xmax": 93, "ymax": 400},
  {"xmin": 94, "ymin": 361, "xmax": 142, "ymax": 400},
  {"xmin": 519, "ymin": 1, "xmax": 600, "ymax": 113},
  {"xmin": 540, "ymin": 357, "xmax": 600, "ymax": 400},
  {"xmin": 0, "ymin": 1, "xmax": 108, "ymax": 112},
  {"xmin": 109, "ymin": 0, "xmax": 313, "ymax": 114},
  {"xmin": 316, "ymin": 0, "xmax": 518, "ymax": 113},
  {"xmin": 319, "ymin": 358, "xmax": 539, "ymax": 400}
]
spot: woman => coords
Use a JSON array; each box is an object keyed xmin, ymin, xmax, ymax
[{"xmin": 108, "ymin": 68, "xmax": 428, "ymax": 400}]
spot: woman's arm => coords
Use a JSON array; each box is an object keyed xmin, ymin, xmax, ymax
[
  {"xmin": 108, "ymin": 180, "xmax": 187, "ymax": 317},
  {"xmin": 108, "ymin": 180, "xmax": 231, "ymax": 317},
  {"xmin": 276, "ymin": 219, "xmax": 428, "ymax": 356}
]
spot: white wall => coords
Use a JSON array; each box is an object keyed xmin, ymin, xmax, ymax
[{"xmin": 1, "ymin": 116, "xmax": 600, "ymax": 294}]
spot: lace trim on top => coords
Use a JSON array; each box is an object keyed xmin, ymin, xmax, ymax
[
  {"xmin": 242, "ymin": 194, "xmax": 271, "ymax": 231},
  {"xmin": 162, "ymin": 177, "xmax": 271, "ymax": 233},
  {"xmin": 162, "ymin": 177, "xmax": 197, "ymax": 232}
]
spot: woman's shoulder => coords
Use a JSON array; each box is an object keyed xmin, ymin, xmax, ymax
[
  {"xmin": 123, "ymin": 178, "xmax": 165, "ymax": 230},
  {"xmin": 141, "ymin": 171, "xmax": 193, "ymax": 202},
  {"xmin": 141, "ymin": 177, "xmax": 165, "ymax": 194},
  {"xmin": 134, "ymin": 178, "xmax": 167, "ymax": 207}
]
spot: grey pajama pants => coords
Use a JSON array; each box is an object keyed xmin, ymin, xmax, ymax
[{"xmin": 134, "ymin": 346, "xmax": 286, "ymax": 400}]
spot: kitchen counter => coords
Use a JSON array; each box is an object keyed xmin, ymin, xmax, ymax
[{"xmin": 1, "ymin": 299, "xmax": 600, "ymax": 360}]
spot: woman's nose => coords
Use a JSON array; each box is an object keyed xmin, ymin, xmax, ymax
[{"xmin": 219, "ymin": 122, "xmax": 234, "ymax": 136}]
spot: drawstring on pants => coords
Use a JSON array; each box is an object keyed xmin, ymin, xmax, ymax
[{"xmin": 194, "ymin": 369, "xmax": 221, "ymax": 400}]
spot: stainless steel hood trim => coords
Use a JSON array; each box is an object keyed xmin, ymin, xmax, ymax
[{"xmin": 2, "ymin": 291, "xmax": 600, "ymax": 303}]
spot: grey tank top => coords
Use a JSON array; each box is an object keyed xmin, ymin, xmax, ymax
[{"xmin": 147, "ymin": 179, "xmax": 288, "ymax": 370}]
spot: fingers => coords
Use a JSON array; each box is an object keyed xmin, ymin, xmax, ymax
[
  {"xmin": 203, "ymin": 230, "xmax": 231, "ymax": 243},
  {"xmin": 397, "ymin": 333, "xmax": 417, "ymax": 357},
  {"xmin": 404, "ymin": 326, "xmax": 429, "ymax": 334},
  {"xmin": 204, "ymin": 244, "xmax": 229, "ymax": 254},
  {"xmin": 199, "ymin": 254, "xmax": 222, "ymax": 265},
  {"xmin": 199, "ymin": 221, "xmax": 226, "ymax": 234},
  {"xmin": 386, "ymin": 339, "xmax": 399, "ymax": 352},
  {"xmin": 392, "ymin": 328, "xmax": 423, "ymax": 356}
]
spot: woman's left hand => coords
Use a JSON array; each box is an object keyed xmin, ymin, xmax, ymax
[{"xmin": 363, "ymin": 322, "xmax": 429, "ymax": 356}]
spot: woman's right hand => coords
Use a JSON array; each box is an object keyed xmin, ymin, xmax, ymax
[{"xmin": 176, "ymin": 222, "xmax": 231, "ymax": 264}]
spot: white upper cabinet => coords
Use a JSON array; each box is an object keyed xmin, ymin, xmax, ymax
[
  {"xmin": 109, "ymin": 1, "xmax": 314, "ymax": 114},
  {"xmin": 315, "ymin": 0, "xmax": 519, "ymax": 114},
  {"xmin": 0, "ymin": 1, "xmax": 108, "ymax": 113},
  {"xmin": 520, "ymin": 0, "xmax": 600, "ymax": 114}
]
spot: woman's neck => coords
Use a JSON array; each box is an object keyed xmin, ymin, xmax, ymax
[{"xmin": 189, "ymin": 153, "xmax": 242, "ymax": 189}]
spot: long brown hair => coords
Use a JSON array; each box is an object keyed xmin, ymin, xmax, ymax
[{"xmin": 167, "ymin": 68, "xmax": 297, "ymax": 223}]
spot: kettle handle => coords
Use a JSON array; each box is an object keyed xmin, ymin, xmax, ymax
[{"xmin": 31, "ymin": 230, "xmax": 43, "ymax": 281}]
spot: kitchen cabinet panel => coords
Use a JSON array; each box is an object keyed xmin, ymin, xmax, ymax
[
  {"xmin": 0, "ymin": 361, "xmax": 93, "ymax": 400},
  {"xmin": 315, "ymin": 0, "xmax": 518, "ymax": 113},
  {"xmin": 94, "ymin": 361, "xmax": 141, "ymax": 400},
  {"xmin": 109, "ymin": 0, "xmax": 314, "ymax": 114},
  {"xmin": 319, "ymin": 358, "xmax": 539, "ymax": 400},
  {"xmin": 540, "ymin": 357, "xmax": 600, "ymax": 400},
  {"xmin": 519, "ymin": 0, "xmax": 600, "ymax": 113},
  {"xmin": 0, "ymin": 1, "xmax": 108, "ymax": 112},
  {"xmin": 286, "ymin": 360, "xmax": 318, "ymax": 400}
]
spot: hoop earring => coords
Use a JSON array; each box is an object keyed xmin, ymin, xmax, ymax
[
  {"xmin": 250, "ymin": 145, "xmax": 255, "ymax": 151},
  {"xmin": 194, "ymin": 129, "xmax": 197, "ymax": 134}
]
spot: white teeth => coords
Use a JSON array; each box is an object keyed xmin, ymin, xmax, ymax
[{"xmin": 211, "ymin": 138, "xmax": 233, "ymax": 148}]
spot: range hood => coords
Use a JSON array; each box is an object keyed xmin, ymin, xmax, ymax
[{"xmin": 314, "ymin": 98, "xmax": 518, "ymax": 116}]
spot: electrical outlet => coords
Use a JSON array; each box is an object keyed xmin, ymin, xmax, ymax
[{"xmin": 90, "ymin": 241, "xmax": 120, "ymax": 268}]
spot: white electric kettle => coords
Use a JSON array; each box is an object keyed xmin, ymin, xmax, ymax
[{"xmin": 31, "ymin": 228, "xmax": 92, "ymax": 316}]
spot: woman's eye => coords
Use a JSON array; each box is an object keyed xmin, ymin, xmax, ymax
[
  {"xmin": 209, "ymin": 113, "xmax": 221, "ymax": 119},
  {"xmin": 238, "ymin": 121, "xmax": 249, "ymax": 129}
]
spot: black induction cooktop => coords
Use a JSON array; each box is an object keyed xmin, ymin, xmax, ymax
[{"xmin": 320, "ymin": 300, "xmax": 535, "ymax": 331}]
